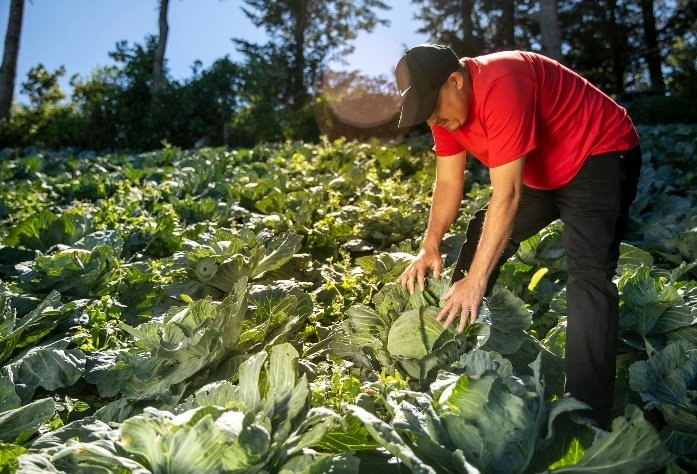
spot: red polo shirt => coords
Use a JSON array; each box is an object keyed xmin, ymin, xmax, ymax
[{"xmin": 432, "ymin": 51, "xmax": 639, "ymax": 190}]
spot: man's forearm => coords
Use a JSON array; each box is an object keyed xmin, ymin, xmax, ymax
[
  {"xmin": 423, "ymin": 181, "xmax": 463, "ymax": 250},
  {"xmin": 467, "ymin": 191, "xmax": 520, "ymax": 281}
]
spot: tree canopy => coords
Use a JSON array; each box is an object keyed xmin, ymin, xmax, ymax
[{"xmin": 0, "ymin": 0, "xmax": 695, "ymax": 150}]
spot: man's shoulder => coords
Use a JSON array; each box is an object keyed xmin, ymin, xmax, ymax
[
  {"xmin": 469, "ymin": 50, "xmax": 544, "ymax": 70},
  {"xmin": 466, "ymin": 51, "xmax": 540, "ymax": 88}
]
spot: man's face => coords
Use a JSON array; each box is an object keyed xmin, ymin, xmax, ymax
[{"xmin": 427, "ymin": 71, "xmax": 471, "ymax": 132}]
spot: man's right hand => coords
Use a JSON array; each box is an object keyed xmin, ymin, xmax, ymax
[{"xmin": 397, "ymin": 245, "xmax": 443, "ymax": 295}]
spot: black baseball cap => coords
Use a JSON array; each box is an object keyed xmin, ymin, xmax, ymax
[{"xmin": 395, "ymin": 44, "xmax": 460, "ymax": 128}]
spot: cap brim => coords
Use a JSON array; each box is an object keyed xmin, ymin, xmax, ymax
[{"xmin": 398, "ymin": 86, "xmax": 439, "ymax": 128}]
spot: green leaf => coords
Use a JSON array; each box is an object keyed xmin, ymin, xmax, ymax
[
  {"xmin": 5, "ymin": 209, "xmax": 92, "ymax": 253},
  {"xmin": 452, "ymin": 349, "xmax": 513, "ymax": 379},
  {"xmin": 660, "ymin": 424, "xmax": 697, "ymax": 456},
  {"xmin": 553, "ymin": 405, "xmax": 671, "ymax": 473},
  {"xmin": 548, "ymin": 437, "xmax": 585, "ymax": 470},
  {"xmin": 628, "ymin": 341, "xmax": 697, "ymax": 409},
  {"xmin": 119, "ymin": 408, "xmax": 229, "ymax": 473},
  {"xmin": 238, "ymin": 281, "xmax": 313, "ymax": 354},
  {"xmin": 346, "ymin": 405, "xmax": 437, "ymax": 474},
  {"xmin": 618, "ymin": 243, "xmax": 654, "ymax": 268},
  {"xmin": 255, "ymin": 230, "xmax": 303, "ymax": 277},
  {"xmin": 281, "ymin": 407, "xmax": 341, "ymax": 457},
  {"xmin": 528, "ymin": 267, "xmax": 549, "ymax": 292},
  {"xmin": 3, "ymin": 339, "xmax": 85, "ymax": 403},
  {"xmin": 341, "ymin": 304, "xmax": 386, "ymax": 348},
  {"xmin": 85, "ymin": 278, "xmax": 248, "ymax": 402},
  {"xmin": 279, "ymin": 452, "xmax": 360, "ymax": 474},
  {"xmin": 317, "ymin": 416, "xmax": 379, "ymax": 452},
  {"xmin": 18, "ymin": 245, "xmax": 118, "ymax": 298},
  {"xmin": 355, "ymin": 252, "xmax": 414, "ymax": 281},
  {"xmin": 479, "ymin": 285, "xmax": 532, "ymax": 354},
  {"xmin": 74, "ymin": 230, "xmax": 123, "ymax": 255},
  {"xmin": 0, "ymin": 291, "xmax": 62, "ymax": 364},
  {"xmin": 29, "ymin": 417, "xmax": 115, "ymax": 451},
  {"xmin": 406, "ymin": 277, "xmax": 450, "ymax": 310},
  {"xmin": 269, "ymin": 343, "xmax": 300, "ymax": 408},
  {"xmin": 387, "ymin": 307, "xmax": 446, "ymax": 359},
  {"xmin": 0, "ymin": 443, "xmax": 26, "ymax": 474},
  {"xmin": 0, "ymin": 377, "xmax": 20, "ymax": 413},
  {"xmin": 0, "ymin": 398, "xmax": 55, "ymax": 443},
  {"xmin": 175, "ymin": 381, "xmax": 239, "ymax": 413},
  {"xmin": 372, "ymin": 283, "xmax": 409, "ymax": 320},
  {"xmin": 238, "ymin": 351, "xmax": 267, "ymax": 412}
]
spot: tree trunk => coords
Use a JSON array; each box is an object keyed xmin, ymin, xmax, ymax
[
  {"xmin": 501, "ymin": 0, "xmax": 515, "ymax": 49},
  {"xmin": 152, "ymin": 0, "xmax": 169, "ymax": 96},
  {"xmin": 292, "ymin": 0, "xmax": 308, "ymax": 108},
  {"xmin": 538, "ymin": 0, "xmax": 563, "ymax": 62},
  {"xmin": 0, "ymin": 0, "xmax": 25, "ymax": 121},
  {"xmin": 460, "ymin": 0, "xmax": 477, "ymax": 56},
  {"xmin": 640, "ymin": 0, "xmax": 664, "ymax": 90},
  {"xmin": 607, "ymin": 0, "xmax": 626, "ymax": 93}
]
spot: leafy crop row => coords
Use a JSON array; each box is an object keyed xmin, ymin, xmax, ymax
[{"xmin": 0, "ymin": 125, "xmax": 696, "ymax": 473}]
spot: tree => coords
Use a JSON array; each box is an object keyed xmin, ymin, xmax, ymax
[
  {"xmin": 500, "ymin": 0, "xmax": 516, "ymax": 48},
  {"xmin": 478, "ymin": 0, "xmax": 517, "ymax": 50},
  {"xmin": 231, "ymin": 41, "xmax": 290, "ymax": 144},
  {"xmin": 0, "ymin": 0, "xmax": 25, "ymax": 121},
  {"xmin": 640, "ymin": 0, "xmax": 664, "ymax": 90},
  {"xmin": 663, "ymin": 0, "xmax": 697, "ymax": 95},
  {"xmin": 561, "ymin": 0, "xmax": 635, "ymax": 94},
  {"xmin": 10, "ymin": 64, "xmax": 83, "ymax": 148},
  {"xmin": 152, "ymin": 0, "xmax": 170, "ymax": 96},
  {"xmin": 21, "ymin": 64, "xmax": 66, "ymax": 109},
  {"xmin": 239, "ymin": 0, "xmax": 389, "ymax": 110},
  {"xmin": 172, "ymin": 57, "xmax": 240, "ymax": 147},
  {"xmin": 413, "ymin": 0, "xmax": 482, "ymax": 57},
  {"xmin": 605, "ymin": 0, "xmax": 631, "ymax": 93},
  {"xmin": 539, "ymin": 0, "xmax": 563, "ymax": 61}
]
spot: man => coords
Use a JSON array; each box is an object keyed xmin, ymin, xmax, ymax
[{"xmin": 395, "ymin": 44, "xmax": 641, "ymax": 428}]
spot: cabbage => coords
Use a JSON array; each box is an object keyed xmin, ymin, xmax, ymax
[
  {"xmin": 387, "ymin": 307, "xmax": 445, "ymax": 359},
  {"xmin": 335, "ymin": 276, "xmax": 538, "ymax": 384}
]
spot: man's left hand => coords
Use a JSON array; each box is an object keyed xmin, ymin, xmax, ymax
[{"xmin": 437, "ymin": 276, "xmax": 487, "ymax": 333}]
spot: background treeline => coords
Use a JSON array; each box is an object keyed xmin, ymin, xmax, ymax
[{"xmin": 0, "ymin": 0, "xmax": 695, "ymax": 152}]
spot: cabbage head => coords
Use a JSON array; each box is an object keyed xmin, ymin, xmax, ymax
[
  {"xmin": 387, "ymin": 307, "xmax": 446, "ymax": 359},
  {"xmin": 334, "ymin": 276, "xmax": 537, "ymax": 384}
]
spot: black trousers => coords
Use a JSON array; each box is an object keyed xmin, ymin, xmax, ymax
[{"xmin": 451, "ymin": 146, "xmax": 642, "ymax": 426}]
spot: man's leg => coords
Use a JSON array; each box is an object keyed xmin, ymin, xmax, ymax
[
  {"xmin": 555, "ymin": 147, "xmax": 641, "ymax": 428},
  {"xmin": 451, "ymin": 186, "xmax": 560, "ymax": 295}
]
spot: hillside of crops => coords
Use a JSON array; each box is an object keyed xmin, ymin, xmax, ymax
[{"xmin": 0, "ymin": 124, "xmax": 696, "ymax": 473}]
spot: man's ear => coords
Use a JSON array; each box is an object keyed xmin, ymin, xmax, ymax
[{"xmin": 450, "ymin": 71, "xmax": 465, "ymax": 89}]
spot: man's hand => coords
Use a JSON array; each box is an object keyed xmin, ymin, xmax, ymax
[
  {"xmin": 436, "ymin": 157, "xmax": 525, "ymax": 333},
  {"xmin": 397, "ymin": 246, "xmax": 443, "ymax": 294},
  {"xmin": 437, "ymin": 275, "xmax": 487, "ymax": 333}
]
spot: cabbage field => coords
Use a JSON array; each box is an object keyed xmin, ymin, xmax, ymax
[{"xmin": 0, "ymin": 125, "xmax": 696, "ymax": 473}]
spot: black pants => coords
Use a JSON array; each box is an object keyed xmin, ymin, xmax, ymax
[{"xmin": 451, "ymin": 146, "xmax": 642, "ymax": 426}]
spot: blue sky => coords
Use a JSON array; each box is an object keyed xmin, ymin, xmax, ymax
[{"xmin": 0, "ymin": 0, "xmax": 429, "ymax": 103}]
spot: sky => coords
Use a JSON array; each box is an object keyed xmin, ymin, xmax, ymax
[{"xmin": 0, "ymin": 0, "xmax": 429, "ymax": 104}]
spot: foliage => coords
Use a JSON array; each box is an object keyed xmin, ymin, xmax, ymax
[
  {"xmin": 0, "ymin": 376, "xmax": 55, "ymax": 445},
  {"xmin": 1, "ymin": 1, "xmax": 697, "ymax": 153},
  {"xmin": 84, "ymin": 278, "xmax": 248, "ymax": 404},
  {"xmin": 163, "ymin": 228, "xmax": 302, "ymax": 300},
  {"xmin": 629, "ymin": 341, "xmax": 697, "ymax": 457},
  {"xmin": 0, "ymin": 290, "xmax": 62, "ymax": 364},
  {"xmin": 0, "ymin": 128, "xmax": 694, "ymax": 471},
  {"xmin": 349, "ymin": 351, "xmax": 670, "ymax": 474},
  {"xmin": 333, "ymin": 274, "xmax": 538, "ymax": 385},
  {"xmin": 21, "ymin": 344, "xmax": 357, "ymax": 473},
  {"xmin": 240, "ymin": 0, "xmax": 389, "ymax": 103}
]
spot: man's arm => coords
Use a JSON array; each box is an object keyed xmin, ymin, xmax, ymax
[
  {"xmin": 438, "ymin": 156, "xmax": 525, "ymax": 332},
  {"xmin": 397, "ymin": 151, "xmax": 467, "ymax": 294},
  {"xmin": 423, "ymin": 151, "xmax": 467, "ymax": 250}
]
